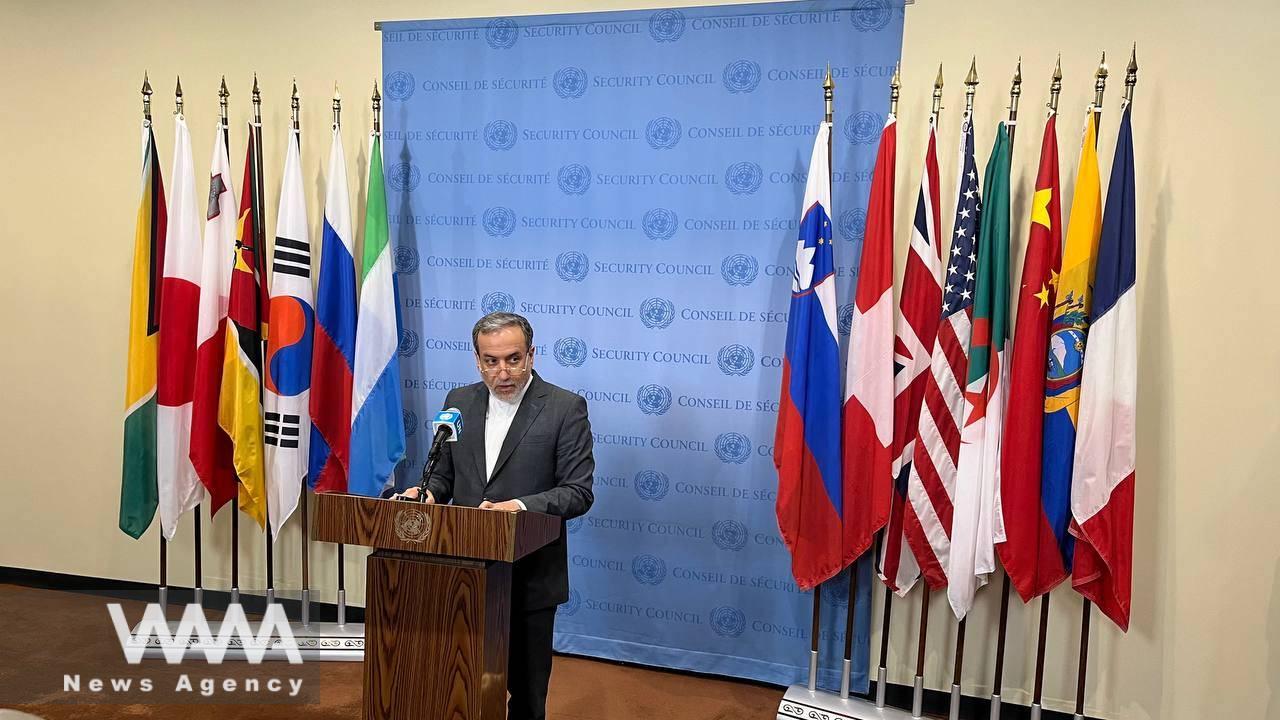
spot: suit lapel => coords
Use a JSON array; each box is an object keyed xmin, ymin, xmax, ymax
[
  {"xmin": 490, "ymin": 373, "xmax": 548, "ymax": 483},
  {"xmin": 468, "ymin": 383, "xmax": 488, "ymax": 486}
]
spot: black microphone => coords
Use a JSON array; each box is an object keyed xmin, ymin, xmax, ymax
[{"xmin": 414, "ymin": 408, "xmax": 463, "ymax": 502}]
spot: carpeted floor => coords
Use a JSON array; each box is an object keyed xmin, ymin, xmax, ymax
[{"xmin": 0, "ymin": 583, "xmax": 781, "ymax": 719}]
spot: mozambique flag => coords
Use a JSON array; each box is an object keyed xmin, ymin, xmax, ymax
[
  {"xmin": 121, "ymin": 120, "xmax": 167, "ymax": 538},
  {"xmin": 217, "ymin": 127, "xmax": 268, "ymax": 528}
]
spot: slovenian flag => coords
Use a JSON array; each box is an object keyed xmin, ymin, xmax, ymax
[
  {"xmin": 774, "ymin": 121, "xmax": 845, "ymax": 590},
  {"xmin": 349, "ymin": 132, "xmax": 406, "ymax": 496}
]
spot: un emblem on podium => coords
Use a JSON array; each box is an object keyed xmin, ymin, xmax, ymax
[{"xmin": 393, "ymin": 507, "xmax": 432, "ymax": 544}]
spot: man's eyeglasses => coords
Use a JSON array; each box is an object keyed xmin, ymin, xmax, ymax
[{"xmin": 477, "ymin": 355, "xmax": 531, "ymax": 376}]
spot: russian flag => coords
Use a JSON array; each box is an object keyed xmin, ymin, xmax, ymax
[
  {"xmin": 309, "ymin": 126, "xmax": 357, "ymax": 493},
  {"xmin": 774, "ymin": 121, "xmax": 845, "ymax": 591}
]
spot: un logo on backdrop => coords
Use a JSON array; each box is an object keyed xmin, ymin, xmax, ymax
[
  {"xmin": 394, "ymin": 246, "xmax": 419, "ymax": 274},
  {"xmin": 645, "ymin": 117, "xmax": 682, "ymax": 149},
  {"xmin": 554, "ymin": 337, "xmax": 587, "ymax": 367},
  {"xmin": 486, "ymin": 18, "xmax": 519, "ymax": 49},
  {"xmin": 403, "ymin": 409, "xmax": 418, "ymax": 438},
  {"xmin": 558, "ymin": 589, "xmax": 582, "ymax": 617},
  {"xmin": 714, "ymin": 432, "xmax": 752, "ymax": 464},
  {"xmin": 722, "ymin": 59, "xmax": 762, "ymax": 93},
  {"xmin": 398, "ymin": 328, "xmax": 420, "ymax": 358},
  {"xmin": 567, "ymin": 517, "xmax": 585, "ymax": 534},
  {"xmin": 553, "ymin": 67, "xmax": 588, "ymax": 99},
  {"xmin": 388, "ymin": 162, "xmax": 421, "ymax": 192},
  {"xmin": 637, "ymin": 384, "xmax": 673, "ymax": 416},
  {"xmin": 712, "ymin": 520, "xmax": 748, "ymax": 551},
  {"xmin": 724, "ymin": 161, "xmax": 763, "ymax": 195},
  {"xmin": 556, "ymin": 251, "xmax": 589, "ymax": 282},
  {"xmin": 384, "ymin": 71, "xmax": 415, "ymax": 101},
  {"xmin": 840, "ymin": 208, "xmax": 867, "ymax": 242},
  {"xmin": 822, "ymin": 569, "xmax": 851, "ymax": 607},
  {"xmin": 482, "ymin": 206, "xmax": 516, "ymax": 237},
  {"xmin": 720, "ymin": 254, "xmax": 758, "ymax": 286},
  {"xmin": 642, "ymin": 208, "xmax": 678, "ymax": 240},
  {"xmin": 631, "ymin": 554, "xmax": 667, "ymax": 585},
  {"xmin": 850, "ymin": 0, "xmax": 893, "ymax": 32},
  {"xmin": 838, "ymin": 303, "xmax": 855, "ymax": 336},
  {"xmin": 639, "ymin": 297, "xmax": 676, "ymax": 329},
  {"xmin": 634, "ymin": 470, "xmax": 670, "ymax": 501},
  {"xmin": 717, "ymin": 344, "xmax": 755, "ymax": 377},
  {"xmin": 484, "ymin": 120, "xmax": 518, "ymax": 151},
  {"xmin": 648, "ymin": 9, "xmax": 686, "ymax": 42},
  {"xmin": 710, "ymin": 606, "xmax": 746, "ymax": 637},
  {"xmin": 845, "ymin": 111, "xmax": 883, "ymax": 145},
  {"xmin": 558, "ymin": 164, "xmax": 592, "ymax": 195},
  {"xmin": 481, "ymin": 291, "xmax": 515, "ymax": 314}
]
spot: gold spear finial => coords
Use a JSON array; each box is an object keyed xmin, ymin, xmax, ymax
[
  {"xmin": 1010, "ymin": 57, "xmax": 1023, "ymax": 102},
  {"xmin": 1094, "ymin": 51, "xmax": 1109, "ymax": 109},
  {"xmin": 218, "ymin": 75, "xmax": 229, "ymax": 125},
  {"xmin": 372, "ymin": 80, "xmax": 382, "ymax": 134},
  {"xmin": 291, "ymin": 78, "xmax": 299, "ymax": 131},
  {"xmin": 142, "ymin": 72, "xmax": 153, "ymax": 121},
  {"xmin": 332, "ymin": 81, "xmax": 342, "ymax": 129},
  {"xmin": 1124, "ymin": 43, "xmax": 1138, "ymax": 105},
  {"xmin": 931, "ymin": 63, "xmax": 944, "ymax": 117},
  {"xmin": 823, "ymin": 62, "xmax": 834, "ymax": 124},
  {"xmin": 1049, "ymin": 55, "xmax": 1063, "ymax": 113},
  {"xmin": 964, "ymin": 57, "xmax": 978, "ymax": 114},
  {"xmin": 889, "ymin": 61, "xmax": 901, "ymax": 116},
  {"xmin": 175, "ymin": 75, "xmax": 184, "ymax": 116}
]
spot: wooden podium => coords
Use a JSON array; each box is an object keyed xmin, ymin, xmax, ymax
[{"xmin": 313, "ymin": 492, "xmax": 561, "ymax": 720}]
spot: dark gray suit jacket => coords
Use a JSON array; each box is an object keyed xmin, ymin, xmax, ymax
[{"xmin": 424, "ymin": 370, "xmax": 594, "ymax": 611}]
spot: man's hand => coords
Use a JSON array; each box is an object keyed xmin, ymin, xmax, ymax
[
  {"xmin": 392, "ymin": 487, "xmax": 435, "ymax": 503},
  {"xmin": 478, "ymin": 499, "xmax": 523, "ymax": 512}
]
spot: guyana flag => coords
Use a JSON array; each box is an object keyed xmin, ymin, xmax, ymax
[
  {"xmin": 217, "ymin": 127, "xmax": 269, "ymax": 528},
  {"xmin": 121, "ymin": 120, "xmax": 167, "ymax": 538}
]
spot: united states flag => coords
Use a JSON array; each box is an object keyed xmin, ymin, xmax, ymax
[
  {"xmin": 878, "ymin": 117, "xmax": 943, "ymax": 595},
  {"xmin": 901, "ymin": 111, "xmax": 981, "ymax": 588}
]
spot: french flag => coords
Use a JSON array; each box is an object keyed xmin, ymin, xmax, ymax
[
  {"xmin": 309, "ymin": 126, "xmax": 357, "ymax": 494},
  {"xmin": 774, "ymin": 121, "xmax": 845, "ymax": 591}
]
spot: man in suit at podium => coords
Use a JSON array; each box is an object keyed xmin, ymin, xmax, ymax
[{"xmin": 393, "ymin": 311, "xmax": 595, "ymax": 720}]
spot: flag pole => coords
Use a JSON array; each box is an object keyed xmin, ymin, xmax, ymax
[
  {"xmin": 251, "ymin": 74, "xmax": 275, "ymax": 609},
  {"xmin": 332, "ymin": 82, "xmax": 348, "ymax": 628},
  {"xmin": 184, "ymin": 78, "xmax": 200, "ymax": 616},
  {"xmin": 902, "ymin": 60, "xmax": 945, "ymax": 719},
  {"xmin": 217, "ymin": 76, "xmax": 244, "ymax": 608},
  {"xmin": 289, "ymin": 79, "xmax": 313, "ymax": 629},
  {"xmin": 143, "ymin": 71, "xmax": 169, "ymax": 614},
  {"xmin": 1069, "ymin": 47, "xmax": 1123, "ymax": 720}
]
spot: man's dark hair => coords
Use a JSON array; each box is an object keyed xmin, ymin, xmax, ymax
[{"xmin": 471, "ymin": 312, "xmax": 534, "ymax": 353}]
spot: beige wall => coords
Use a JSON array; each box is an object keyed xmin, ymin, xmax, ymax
[{"xmin": 2, "ymin": 2, "xmax": 1277, "ymax": 719}]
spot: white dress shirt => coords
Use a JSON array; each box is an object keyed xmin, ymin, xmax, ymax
[{"xmin": 485, "ymin": 374, "xmax": 534, "ymax": 509}]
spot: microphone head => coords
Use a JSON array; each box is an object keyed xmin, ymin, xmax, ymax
[{"xmin": 432, "ymin": 407, "xmax": 463, "ymax": 441}]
